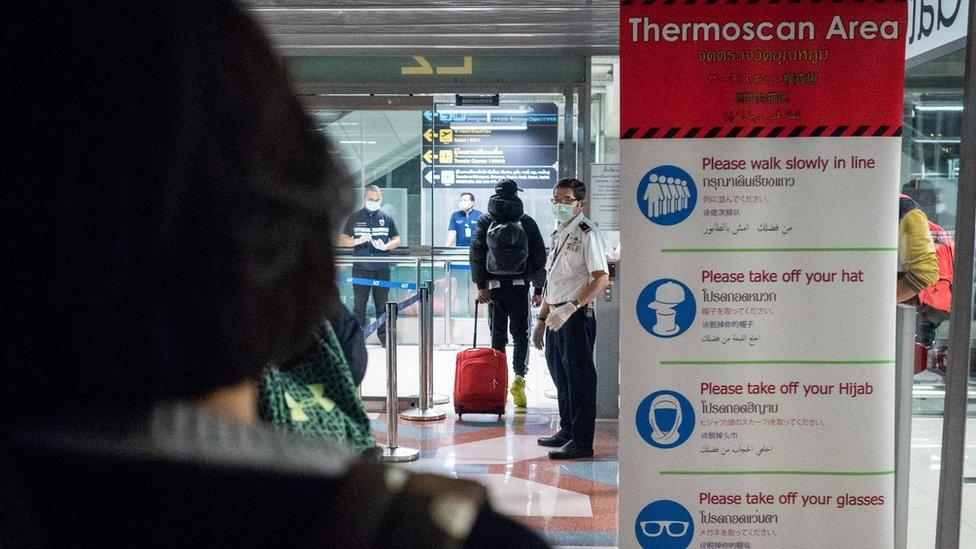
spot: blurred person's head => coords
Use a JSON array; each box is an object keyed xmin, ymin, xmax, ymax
[
  {"xmin": 459, "ymin": 193, "xmax": 475, "ymax": 212},
  {"xmin": 4, "ymin": 1, "xmax": 354, "ymax": 426}
]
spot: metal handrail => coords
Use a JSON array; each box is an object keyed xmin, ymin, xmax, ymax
[{"xmin": 333, "ymin": 256, "xmax": 471, "ymax": 265}]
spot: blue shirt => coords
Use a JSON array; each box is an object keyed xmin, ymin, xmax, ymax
[
  {"xmin": 448, "ymin": 209, "xmax": 483, "ymax": 247},
  {"xmin": 343, "ymin": 207, "xmax": 399, "ymax": 271}
]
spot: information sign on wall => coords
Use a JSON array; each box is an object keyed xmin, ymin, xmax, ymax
[
  {"xmin": 422, "ymin": 103, "xmax": 558, "ymax": 189},
  {"xmin": 590, "ymin": 163, "xmax": 621, "ymax": 231},
  {"xmin": 619, "ymin": 2, "xmax": 906, "ymax": 547}
]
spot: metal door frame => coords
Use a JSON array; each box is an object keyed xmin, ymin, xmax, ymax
[{"xmin": 935, "ymin": 1, "xmax": 976, "ymax": 546}]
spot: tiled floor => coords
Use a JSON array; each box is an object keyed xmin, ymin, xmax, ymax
[
  {"xmin": 905, "ymin": 417, "xmax": 976, "ymax": 548},
  {"xmin": 363, "ymin": 344, "xmax": 976, "ymax": 547}
]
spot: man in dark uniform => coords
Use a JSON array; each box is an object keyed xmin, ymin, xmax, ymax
[
  {"xmin": 533, "ymin": 178, "xmax": 610, "ymax": 460},
  {"xmin": 341, "ymin": 185, "xmax": 400, "ymax": 345}
]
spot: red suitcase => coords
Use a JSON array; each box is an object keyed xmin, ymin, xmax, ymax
[{"xmin": 454, "ymin": 302, "xmax": 508, "ymax": 419}]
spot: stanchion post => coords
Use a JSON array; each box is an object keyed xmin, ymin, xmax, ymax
[
  {"xmin": 381, "ymin": 302, "xmax": 419, "ymax": 462},
  {"xmin": 426, "ymin": 279, "xmax": 436, "ymax": 403},
  {"xmin": 401, "ymin": 283, "xmax": 446, "ymax": 421},
  {"xmin": 444, "ymin": 261, "xmax": 453, "ymax": 347},
  {"xmin": 419, "ymin": 283, "xmax": 429, "ymax": 409},
  {"xmin": 430, "ymin": 272, "xmax": 450, "ymax": 403},
  {"xmin": 894, "ymin": 304, "xmax": 915, "ymax": 549}
]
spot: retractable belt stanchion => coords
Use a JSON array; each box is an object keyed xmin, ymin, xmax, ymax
[
  {"xmin": 401, "ymin": 282, "xmax": 446, "ymax": 421},
  {"xmin": 381, "ymin": 301, "xmax": 419, "ymax": 462},
  {"xmin": 438, "ymin": 261, "xmax": 459, "ymax": 351},
  {"xmin": 426, "ymin": 280, "xmax": 448, "ymax": 405},
  {"xmin": 430, "ymin": 280, "xmax": 450, "ymax": 405}
]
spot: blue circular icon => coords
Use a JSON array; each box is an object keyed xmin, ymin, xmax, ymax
[
  {"xmin": 636, "ymin": 390, "xmax": 695, "ymax": 449},
  {"xmin": 635, "ymin": 500, "xmax": 695, "ymax": 548},
  {"xmin": 637, "ymin": 165, "xmax": 697, "ymax": 226},
  {"xmin": 636, "ymin": 279, "xmax": 696, "ymax": 338}
]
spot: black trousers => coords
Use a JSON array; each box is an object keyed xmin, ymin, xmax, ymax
[
  {"xmin": 352, "ymin": 266, "xmax": 391, "ymax": 344},
  {"xmin": 488, "ymin": 284, "xmax": 530, "ymax": 377},
  {"xmin": 544, "ymin": 306, "xmax": 597, "ymax": 449}
]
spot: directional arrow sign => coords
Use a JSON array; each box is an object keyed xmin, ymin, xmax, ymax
[
  {"xmin": 424, "ymin": 169, "xmax": 433, "ymax": 184},
  {"xmin": 423, "ymin": 150, "xmax": 433, "ymax": 164},
  {"xmin": 423, "ymin": 129, "xmax": 434, "ymax": 142}
]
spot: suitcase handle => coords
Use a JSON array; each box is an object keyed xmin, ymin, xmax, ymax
[
  {"xmin": 473, "ymin": 299, "xmax": 494, "ymax": 348},
  {"xmin": 473, "ymin": 300, "xmax": 479, "ymax": 348}
]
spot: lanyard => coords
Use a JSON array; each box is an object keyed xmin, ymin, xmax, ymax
[
  {"xmin": 544, "ymin": 225, "xmax": 576, "ymax": 299},
  {"xmin": 550, "ymin": 225, "xmax": 576, "ymax": 268}
]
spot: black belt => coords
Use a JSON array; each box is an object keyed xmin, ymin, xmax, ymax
[{"xmin": 550, "ymin": 301, "xmax": 593, "ymax": 309}]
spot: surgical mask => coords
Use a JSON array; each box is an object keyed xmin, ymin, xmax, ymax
[
  {"xmin": 365, "ymin": 200, "xmax": 381, "ymax": 212},
  {"xmin": 552, "ymin": 203, "xmax": 575, "ymax": 222},
  {"xmin": 459, "ymin": 200, "xmax": 474, "ymax": 211}
]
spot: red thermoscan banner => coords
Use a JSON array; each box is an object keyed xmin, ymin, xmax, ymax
[
  {"xmin": 619, "ymin": 2, "xmax": 907, "ymax": 548},
  {"xmin": 620, "ymin": 1, "xmax": 906, "ymax": 138}
]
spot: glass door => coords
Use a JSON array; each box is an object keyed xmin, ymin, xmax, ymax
[{"xmin": 305, "ymin": 95, "xmax": 434, "ymax": 339}]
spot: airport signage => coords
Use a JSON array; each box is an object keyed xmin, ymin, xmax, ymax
[
  {"xmin": 905, "ymin": 0, "xmax": 969, "ymax": 61},
  {"xmin": 422, "ymin": 102, "xmax": 559, "ymax": 189},
  {"xmin": 619, "ymin": 2, "xmax": 905, "ymax": 547}
]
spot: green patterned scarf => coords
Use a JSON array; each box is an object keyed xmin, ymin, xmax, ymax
[{"xmin": 259, "ymin": 322, "xmax": 376, "ymax": 455}]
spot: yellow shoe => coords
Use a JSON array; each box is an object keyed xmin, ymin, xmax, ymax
[{"xmin": 510, "ymin": 375, "xmax": 527, "ymax": 408}]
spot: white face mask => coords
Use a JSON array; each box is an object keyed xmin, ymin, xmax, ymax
[
  {"xmin": 935, "ymin": 203, "xmax": 947, "ymax": 214},
  {"xmin": 459, "ymin": 200, "xmax": 474, "ymax": 211},
  {"xmin": 365, "ymin": 200, "xmax": 381, "ymax": 212},
  {"xmin": 552, "ymin": 203, "xmax": 575, "ymax": 222}
]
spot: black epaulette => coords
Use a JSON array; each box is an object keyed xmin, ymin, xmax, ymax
[{"xmin": 578, "ymin": 221, "xmax": 592, "ymax": 233}]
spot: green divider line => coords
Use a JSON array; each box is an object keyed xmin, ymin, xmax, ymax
[
  {"xmin": 660, "ymin": 360, "xmax": 895, "ymax": 365},
  {"xmin": 660, "ymin": 470, "xmax": 895, "ymax": 476},
  {"xmin": 662, "ymin": 247, "xmax": 897, "ymax": 253}
]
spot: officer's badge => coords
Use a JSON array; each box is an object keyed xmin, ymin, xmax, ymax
[
  {"xmin": 379, "ymin": 218, "xmax": 385, "ymax": 226},
  {"xmin": 567, "ymin": 236, "xmax": 582, "ymax": 252}
]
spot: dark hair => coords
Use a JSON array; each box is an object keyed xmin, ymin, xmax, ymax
[
  {"xmin": 903, "ymin": 178, "xmax": 935, "ymax": 191},
  {"xmin": 555, "ymin": 177, "xmax": 587, "ymax": 201},
  {"xmin": 4, "ymin": 2, "xmax": 353, "ymax": 423},
  {"xmin": 460, "ymin": 192, "xmax": 475, "ymax": 201},
  {"xmin": 902, "ymin": 178, "xmax": 939, "ymax": 207}
]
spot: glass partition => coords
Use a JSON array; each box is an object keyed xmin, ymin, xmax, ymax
[
  {"xmin": 427, "ymin": 93, "xmax": 574, "ymax": 321},
  {"xmin": 307, "ymin": 97, "xmax": 433, "ymax": 336}
]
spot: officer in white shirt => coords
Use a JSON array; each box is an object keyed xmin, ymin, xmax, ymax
[{"xmin": 532, "ymin": 178, "xmax": 610, "ymax": 460}]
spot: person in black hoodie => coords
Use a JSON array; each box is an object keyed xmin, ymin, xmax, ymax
[{"xmin": 469, "ymin": 180, "xmax": 547, "ymax": 408}]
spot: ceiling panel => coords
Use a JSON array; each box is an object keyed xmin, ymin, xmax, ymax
[{"xmin": 242, "ymin": 1, "xmax": 620, "ymax": 55}]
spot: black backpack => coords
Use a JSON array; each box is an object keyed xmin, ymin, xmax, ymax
[{"xmin": 486, "ymin": 217, "xmax": 529, "ymax": 275}]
